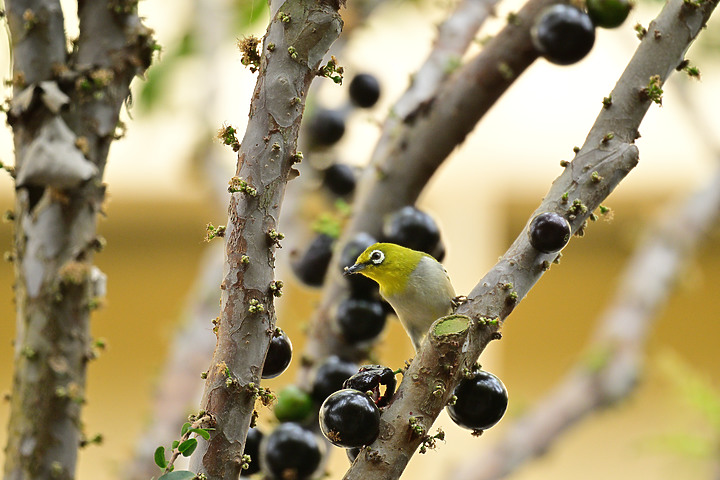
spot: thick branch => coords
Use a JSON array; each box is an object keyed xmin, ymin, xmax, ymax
[
  {"xmin": 188, "ymin": 1, "xmax": 343, "ymax": 478},
  {"xmin": 5, "ymin": 1, "xmax": 154, "ymax": 478},
  {"xmin": 343, "ymin": 0, "xmax": 718, "ymax": 478},
  {"xmin": 453, "ymin": 166, "xmax": 720, "ymax": 480}
]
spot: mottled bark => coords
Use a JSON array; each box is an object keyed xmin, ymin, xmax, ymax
[
  {"xmin": 188, "ymin": 1, "xmax": 343, "ymax": 478},
  {"xmin": 4, "ymin": 1, "xmax": 154, "ymax": 478}
]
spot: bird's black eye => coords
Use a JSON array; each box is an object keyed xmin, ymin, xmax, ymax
[{"xmin": 369, "ymin": 250, "xmax": 384, "ymax": 265}]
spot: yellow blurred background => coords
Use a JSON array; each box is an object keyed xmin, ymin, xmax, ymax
[{"xmin": 0, "ymin": 0, "xmax": 719, "ymax": 479}]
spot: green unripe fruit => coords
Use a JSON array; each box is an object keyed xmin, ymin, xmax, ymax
[
  {"xmin": 586, "ymin": 0, "xmax": 632, "ymax": 29},
  {"xmin": 275, "ymin": 385, "xmax": 314, "ymax": 422}
]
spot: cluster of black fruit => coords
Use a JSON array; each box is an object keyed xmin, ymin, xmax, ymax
[
  {"xmin": 244, "ymin": 355, "xmax": 360, "ymax": 478},
  {"xmin": 532, "ymin": 0, "xmax": 632, "ymax": 65},
  {"xmin": 304, "ymin": 72, "xmax": 382, "ymax": 198},
  {"xmin": 293, "ymin": 205, "xmax": 444, "ymax": 346}
]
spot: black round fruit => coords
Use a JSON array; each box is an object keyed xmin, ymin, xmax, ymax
[
  {"xmin": 532, "ymin": 5, "xmax": 596, "ymax": 65},
  {"xmin": 307, "ymin": 108, "xmax": 345, "ymax": 146},
  {"xmin": 587, "ymin": 0, "xmax": 632, "ymax": 28},
  {"xmin": 293, "ymin": 233, "xmax": 334, "ymax": 287},
  {"xmin": 349, "ymin": 73, "xmax": 381, "ymax": 108},
  {"xmin": 382, "ymin": 206, "xmax": 441, "ymax": 254},
  {"xmin": 337, "ymin": 298, "xmax": 386, "ymax": 343},
  {"xmin": 260, "ymin": 423, "xmax": 323, "ymax": 480},
  {"xmin": 262, "ymin": 328, "xmax": 292, "ymax": 379},
  {"xmin": 447, "ymin": 370, "xmax": 508, "ymax": 431},
  {"xmin": 311, "ymin": 356, "xmax": 359, "ymax": 404},
  {"xmin": 319, "ymin": 389, "xmax": 381, "ymax": 448},
  {"xmin": 324, "ymin": 163, "xmax": 356, "ymax": 196},
  {"xmin": 528, "ymin": 212, "xmax": 571, "ymax": 253},
  {"xmin": 241, "ymin": 427, "xmax": 263, "ymax": 476}
]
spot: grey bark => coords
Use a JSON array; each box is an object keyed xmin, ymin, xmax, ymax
[
  {"xmin": 4, "ymin": 1, "xmax": 154, "ymax": 478},
  {"xmin": 187, "ymin": 0, "xmax": 343, "ymax": 478}
]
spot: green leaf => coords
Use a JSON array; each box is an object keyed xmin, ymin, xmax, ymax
[
  {"xmin": 178, "ymin": 438, "xmax": 198, "ymax": 457},
  {"xmin": 181, "ymin": 422, "xmax": 191, "ymax": 436},
  {"xmin": 171, "ymin": 440, "xmax": 179, "ymax": 449},
  {"xmin": 153, "ymin": 446, "xmax": 167, "ymax": 469},
  {"xmin": 158, "ymin": 471, "xmax": 198, "ymax": 480},
  {"xmin": 189, "ymin": 427, "xmax": 211, "ymax": 440}
]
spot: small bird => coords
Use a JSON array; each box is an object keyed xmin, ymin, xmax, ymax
[{"xmin": 344, "ymin": 242, "xmax": 456, "ymax": 351}]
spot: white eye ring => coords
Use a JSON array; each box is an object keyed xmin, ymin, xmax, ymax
[{"xmin": 369, "ymin": 250, "xmax": 384, "ymax": 265}]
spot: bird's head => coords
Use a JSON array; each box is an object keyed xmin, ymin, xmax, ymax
[{"xmin": 344, "ymin": 242, "xmax": 424, "ymax": 294}]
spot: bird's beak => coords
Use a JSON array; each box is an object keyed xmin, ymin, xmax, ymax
[{"xmin": 343, "ymin": 263, "xmax": 365, "ymax": 276}]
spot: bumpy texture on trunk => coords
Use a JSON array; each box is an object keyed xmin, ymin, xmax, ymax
[
  {"xmin": 188, "ymin": 1, "xmax": 343, "ymax": 478},
  {"xmin": 5, "ymin": 1, "xmax": 154, "ymax": 478}
]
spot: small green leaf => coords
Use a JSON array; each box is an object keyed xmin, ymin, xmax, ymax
[
  {"xmin": 189, "ymin": 427, "xmax": 211, "ymax": 440},
  {"xmin": 178, "ymin": 438, "xmax": 198, "ymax": 457},
  {"xmin": 158, "ymin": 471, "xmax": 198, "ymax": 480},
  {"xmin": 154, "ymin": 446, "xmax": 167, "ymax": 469},
  {"xmin": 181, "ymin": 422, "xmax": 191, "ymax": 436},
  {"xmin": 171, "ymin": 440, "xmax": 179, "ymax": 449}
]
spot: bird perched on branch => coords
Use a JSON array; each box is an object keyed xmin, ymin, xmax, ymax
[{"xmin": 344, "ymin": 242, "xmax": 456, "ymax": 351}]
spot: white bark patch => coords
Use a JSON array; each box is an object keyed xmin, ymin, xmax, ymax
[
  {"xmin": 90, "ymin": 266, "xmax": 107, "ymax": 299},
  {"xmin": 38, "ymin": 81, "xmax": 70, "ymax": 113},
  {"xmin": 22, "ymin": 202, "xmax": 67, "ymax": 298},
  {"xmin": 10, "ymin": 81, "xmax": 70, "ymax": 116},
  {"xmin": 16, "ymin": 116, "xmax": 98, "ymax": 189}
]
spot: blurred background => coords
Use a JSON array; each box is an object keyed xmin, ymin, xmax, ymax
[{"xmin": 0, "ymin": 0, "xmax": 719, "ymax": 478}]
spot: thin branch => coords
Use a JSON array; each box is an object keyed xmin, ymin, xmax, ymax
[
  {"xmin": 5, "ymin": 1, "xmax": 154, "ymax": 478},
  {"xmin": 343, "ymin": 0, "xmax": 718, "ymax": 478},
  {"xmin": 187, "ymin": 0, "xmax": 344, "ymax": 477},
  {"xmin": 452, "ymin": 165, "xmax": 720, "ymax": 480}
]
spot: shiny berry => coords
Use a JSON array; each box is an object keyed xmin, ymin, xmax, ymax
[
  {"xmin": 587, "ymin": 0, "xmax": 632, "ymax": 28},
  {"xmin": 319, "ymin": 389, "xmax": 380, "ymax": 448},
  {"xmin": 261, "ymin": 423, "xmax": 323, "ymax": 480},
  {"xmin": 532, "ymin": 5, "xmax": 595, "ymax": 65},
  {"xmin": 274, "ymin": 385, "xmax": 314, "ymax": 423},
  {"xmin": 528, "ymin": 212, "xmax": 571, "ymax": 253},
  {"xmin": 324, "ymin": 163, "xmax": 356, "ymax": 196},
  {"xmin": 293, "ymin": 233, "xmax": 334, "ymax": 287},
  {"xmin": 262, "ymin": 328, "xmax": 292, "ymax": 379},
  {"xmin": 311, "ymin": 356, "xmax": 359, "ymax": 404},
  {"xmin": 349, "ymin": 73, "xmax": 381, "ymax": 108},
  {"xmin": 447, "ymin": 370, "xmax": 508, "ymax": 431},
  {"xmin": 241, "ymin": 427, "xmax": 263, "ymax": 476},
  {"xmin": 337, "ymin": 298, "xmax": 386, "ymax": 343},
  {"xmin": 307, "ymin": 108, "xmax": 345, "ymax": 146},
  {"xmin": 382, "ymin": 206, "xmax": 440, "ymax": 254}
]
